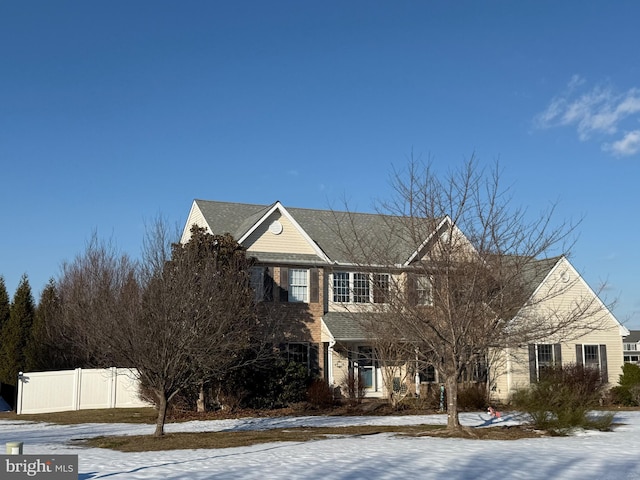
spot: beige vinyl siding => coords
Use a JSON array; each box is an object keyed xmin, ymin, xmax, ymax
[
  {"xmin": 244, "ymin": 211, "xmax": 317, "ymax": 255},
  {"xmin": 180, "ymin": 202, "xmax": 210, "ymax": 244},
  {"xmin": 490, "ymin": 258, "xmax": 624, "ymax": 403}
]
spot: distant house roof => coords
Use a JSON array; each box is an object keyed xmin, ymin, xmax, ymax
[{"xmin": 625, "ymin": 330, "xmax": 640, "ymax": 343}]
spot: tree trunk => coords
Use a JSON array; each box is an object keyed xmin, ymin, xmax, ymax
[
  {"xmin": 445, "ymin": 375, "xmax": 461, "ymax": 430},
  {"xmin": 197, "ymin": 382, "xmax": 205, "ymax": 413},
  {"xmin": 154, "ymin": 393, "xmax": 168, "ymax": 437}
]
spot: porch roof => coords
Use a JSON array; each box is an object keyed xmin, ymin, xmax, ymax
[{"xmin": 323, "ymin": 312, "xmax": 373, "ymax": 342}]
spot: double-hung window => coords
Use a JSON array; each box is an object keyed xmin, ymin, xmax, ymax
[
  {"xmin": 415, "ymin": 275, "xmax": 433, "ymax": 306},
  {"xmin": 529, "ymin": 343, "xmax": 561, "ymax": 382},
  {"xmin": 353, "ymin": 273, "xmax": 370, "ymax": 303},
  {"xmin": 249, "ymin": 266, "xmax": 265, "ymax": 302},
  {"xmin": 333, "ymin": 272, "xmax": 350, "ymax": 303},
  {"xmin": 286, "ymin": 342, "xmax": 310, "ymax": 370},
  {"xmin": 373, "ymin": 273, "xmax": 390, "ymax": 304},
  {"xmin": 289, "ymin": 269, "xmax": 308, "ymax": 302},
  {"xmin": 575, "ymin": 343, "xmax": 608, "ymax": 383},
  {"xmin": 332, "ymin": 272, "xmax": 390, "ymax": 304}
]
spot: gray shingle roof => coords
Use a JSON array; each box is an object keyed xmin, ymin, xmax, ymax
[
  {"xmin": 323, "ymin": 312, "xmax": 371, "ymax": 341},
  {"xmin": 625, "ymin": 330, "xmax": 640, "ymax": 343},
  {"xmin": 519, "ymin": 256, "xmax": 562, "ymax": 297},
  {"xmin": 193, "ymin": 199, "xmax": 425, "ymax": 265}
]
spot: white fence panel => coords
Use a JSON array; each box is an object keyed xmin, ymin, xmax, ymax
[{"xmin": 16, "ymin": 368, "xmax": 150, "ymax": 414}]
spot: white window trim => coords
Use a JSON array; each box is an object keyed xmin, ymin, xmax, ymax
[
  {"xmin": 288, "ymin": 268, "xmax": 309, "ymax": 303},
  {"xmin": 332, "ymin": 272, "xmax": 390, "ymax": 304}
]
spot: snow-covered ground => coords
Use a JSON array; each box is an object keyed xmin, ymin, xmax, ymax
[{"xmin": 1, "ymin": 410, "xmax": 639, "ymax": 479}]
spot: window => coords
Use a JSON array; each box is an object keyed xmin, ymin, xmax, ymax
[
  {"xmin": 420, "ymin": 364, "xmax": 437, "ymax": 383},
  {"xmin": 583, "ymin": 344, "xmax": 599, "ymax": 367},
  {"xmin": 624, "ymin": 343, "xmax": 638, "ymax": 352},
  {"xmin": 537, "ymin": 344, "xmax": 553, "ymax": 367},
  {"xmin": 332, "ymin": 272, "xmax": 390, "ymax": 304},
  {"xmin": 373, "ymin": 274, "xmax": 390, "ymax": 304},
  {"xmin": 288, "ymin": 269, "xmax": 308, "ymax": 302},
  {"xmin": 353, "ymin": 273, "xmax": 370, "ymax": 303},
  {"xmin": 333, "ymin": 272, "xmax": 350, "ymax": 303},
  {"xmin": 249, "ymin": 266, "xmax": 273, "ymax": 302},
  {"xmin": 415, "ymin": 275, "xmax": 433, "ymax": 306},
  {"xmin": 576, "ymin": 344, "xmax": 608, "ymax": 383},
  {"xmin": 529, "ymin": 343, "xmax": 561, "ymax": 382},
  {"xmin": 286, "ymin": 343, "xmax": 309, "ymax": 368}
]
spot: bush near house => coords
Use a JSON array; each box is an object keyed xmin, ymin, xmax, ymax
[
  {"xmin": 608, "ymin": 363, "xmax": 640, "ymax": 406},
  {"xmin": 218, "ymin": 359, "xmax": 312, "ymax": 410},
  {"xmin": 511, "ymin": 363, "xmax": 614, "ymax": 434}
]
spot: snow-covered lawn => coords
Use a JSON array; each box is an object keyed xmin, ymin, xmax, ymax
[{"xmin": 1, "ymin": 410, "xmax": 638, "ymax": 479}]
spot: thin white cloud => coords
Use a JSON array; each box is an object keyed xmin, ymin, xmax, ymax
[
  {"xmin": 604, "ymin": 130, "xmax": 640, "ymax": 157},
  {"xmin": 534, "ymin": 77, "xmax": 640, "ymax": 156}
]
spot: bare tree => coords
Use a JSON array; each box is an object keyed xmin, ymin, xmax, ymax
[{"xmin": 333, "ymin": 156, "xmax": 610, "ymax": 430}]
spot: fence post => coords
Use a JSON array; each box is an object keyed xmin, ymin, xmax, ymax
[
  {"xmin": 6, "ymin": 442, "xmax": 23, "ymax": 454},
  {"xmin": 110, "ymin": 367, "xmax": 117, "ymax": 408},
  {"xmin": 16, "ymin": 373, "xmax": 24, "ymax": 415},
  {"xmin": 72, "ymin": 368, "xmax": 82, "ymax": 410}
]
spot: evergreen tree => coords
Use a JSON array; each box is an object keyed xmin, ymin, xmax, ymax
[
  {"xmin": 26, "ymin": 278, "xmax": 59, "ymax": 371},
  {"xmin": 0, "ymin": 277, "xmax": 10, "ymax": 354},
  {"xmin": 0, "ymin": 275, "xmax": 35, "ymax": 385}
]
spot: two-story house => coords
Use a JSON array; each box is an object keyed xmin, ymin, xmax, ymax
[
  {"xmin": 181, "ymin": 199, "xmax": 627, "ymax": 403},
  {"xmin": 623, "ymin": 331, "xmax": 640, "ymax": 365}
]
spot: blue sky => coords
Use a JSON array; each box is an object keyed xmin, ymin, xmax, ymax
[{"xmin": 2, "ymin": 1, "xmax": 640, "ymax": 327}]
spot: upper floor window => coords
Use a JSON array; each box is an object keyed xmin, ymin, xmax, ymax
[
  {"xmin": 288, "ymin": 268, "xmax": 308, "ymax": 303},
  {"xmin": 332, "ymin": 272, "xmax": 390, "ymax": 304},
  {"xmin": 415, "ymin": 275, "xmax": 433, "ymax": 306},
  {"xmin": 353, "ymin": 273, "xmax": 370, "ymax": 303},
  {"xmin": 624, "ymin": 343, "xmax": 638, "ymax": 352},
  {"xmin": 333, "ymin": 272, "xmax": 350, "ymax": 302},
  {"xmin": 249, "ymin": 266, "xmax": 274, "ymax": 302},
  {"xmin": 408, "ymin": 274, "xmax": 433, "ymax": 306},
  {"xmin": 373, "ymin": 273, "xmax": 390, "ymax": 304}
]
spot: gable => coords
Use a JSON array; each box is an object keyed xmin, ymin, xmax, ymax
[
  {"xmin": 406, "ymin": 217, "xmax": 478, "ymax": 266},
  {"xmin": 243, "ymin": 209, "xmax": 318, "ymax": 256},
  {"xmin": 522, "ymin": 257, "xmax": 627, "ymax": 338},
  {"xmin": 180, "ymin": 201, "xmax": 211, "ymax": 243}
]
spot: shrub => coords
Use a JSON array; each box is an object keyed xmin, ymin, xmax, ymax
[
  {"xmin": 341, "ymin": 370, "xmax": 366, "ymax": 405},
  {"xmin": 511, "ymin": 363, "xmax": 613, "ymax": 434},
  {"xmin": 306, "ymin": 378, "xmax": 335, "ymax": 408},
  {"xmin": 609, "ymin": 363, "xmax": 640, "ymax": 407},
  {"xmin": 457, "ymin": 384, "xmax": 487, "ymax": 411},
  {"xmin": 218, "ymin": 358, "xmax": 312, "ymax": 410}
]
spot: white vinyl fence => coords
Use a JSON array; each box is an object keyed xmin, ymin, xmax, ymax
[{"xmin": 16, "ymin": 368, "xmax": 151, "ymax": 414}]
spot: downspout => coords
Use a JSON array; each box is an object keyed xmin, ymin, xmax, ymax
[
  {"xmin": 415, "ymin": 347, "xmax": 420, "ymax": 398},
  {"xmin": 506, "ymin": 347, "xmax": 512, "ymax": 397},
  {"xmin": 328, "ymin": 339, "xmax": 336, "ymax": 386}
]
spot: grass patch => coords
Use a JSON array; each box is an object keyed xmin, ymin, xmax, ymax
[
  {"xmin": 82, "ymin": 425, "xmax": 443, "ymax": 451},
  {"xmin": 0, "ymin": 408, "xmax": 157, "ymax": 424},
  {"xmin": 79, "ymin": 423, "xmax": 546, "ymax": 452}
]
